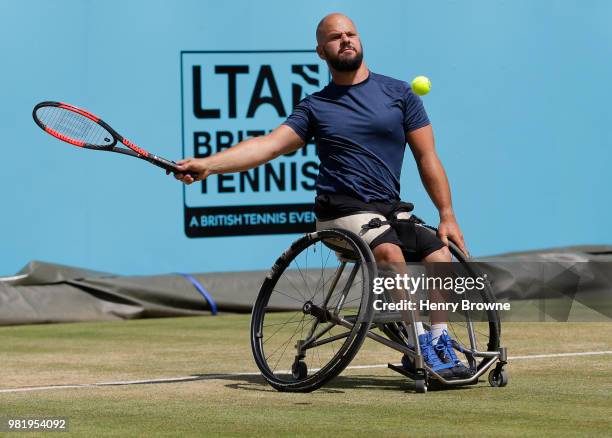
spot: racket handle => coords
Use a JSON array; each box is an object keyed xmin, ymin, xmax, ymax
[{"xmin": 150, "ymin": 155, "xmax": 198, "ymax": 179}]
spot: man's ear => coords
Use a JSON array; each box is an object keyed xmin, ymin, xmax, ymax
[{"xmin": 316, "ymin": 45, "xmax": 326, "ymax": 60}]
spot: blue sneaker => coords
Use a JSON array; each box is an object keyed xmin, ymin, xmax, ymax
[
  {"xmin": 436, "ymin": 330, "xmax": 474, "ymax": 379},
  {"xmin": 402, "ymin": 332, "xmax": 454, "ymax": 379}
]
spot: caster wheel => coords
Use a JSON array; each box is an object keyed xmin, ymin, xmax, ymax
[
  {"xmin": 291, "ymin": 361, "xmax": 308, "ymax": 380},
  {"xmin": 415, "ymin": 379, "xmax": 428, "ymax": 394},
  {"xmin": 488, "ymin": 369, "xmax": 508, "ymax": 387}
]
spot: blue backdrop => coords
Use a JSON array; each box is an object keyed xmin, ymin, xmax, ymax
[{"xmin": 1, "ymin": 0, "xmax": 611, "ymax": 275}]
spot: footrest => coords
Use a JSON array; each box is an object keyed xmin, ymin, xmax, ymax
[{"xmin": 387, "ymin": 363, "xmax": 420, "ymax": 381}]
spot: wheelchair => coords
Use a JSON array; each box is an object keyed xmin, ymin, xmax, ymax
[{"xmin": 250, "ymin": 214, "xmax": 508, "ymax": 393}]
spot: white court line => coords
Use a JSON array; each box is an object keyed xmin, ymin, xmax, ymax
[
  {"xmin": 508, "ymin": 351, "xmax": 612, "ymax": 360},
  {"xmin": 1, "ymin": 350, "xmax": 610, "ymax": 394}
]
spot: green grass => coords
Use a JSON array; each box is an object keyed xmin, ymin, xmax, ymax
[{"xmin": 1, "ymin": 316, "xmax": 611, "ymax": 437}]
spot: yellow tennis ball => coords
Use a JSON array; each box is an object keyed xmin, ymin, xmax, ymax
[{"xmin": 411, "ymin": 75, "xmax": 431, "ymax": 96}]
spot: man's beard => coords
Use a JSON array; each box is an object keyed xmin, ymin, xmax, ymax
[{"xmin": 328, "ymin": 47, "xmax": 364, "ymax": 72}]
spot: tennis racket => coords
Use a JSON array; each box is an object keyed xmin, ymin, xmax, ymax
[{"xmin": 32, "ymin": 101, "xmax": 196, "ymax": 177}]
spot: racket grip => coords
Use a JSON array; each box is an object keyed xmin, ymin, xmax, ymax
[{"xmin": 150, "ymin": 156, "xmax": 198, "ymax": 179}]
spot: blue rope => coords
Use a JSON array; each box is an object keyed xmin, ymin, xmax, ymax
[{"xmin": 177, "ymin": 273, "xmax": 218, "ymax": 315}]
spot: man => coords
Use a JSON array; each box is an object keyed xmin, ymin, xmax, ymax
[{"xmin": 173, "ymin": 13, "xmax": 471, "ymax": 379}]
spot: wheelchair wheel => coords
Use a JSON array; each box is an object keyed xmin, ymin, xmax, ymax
[
  {"xmin": 378, "ymin": 224, "xmax": 500, "ymax": 372},
  {"xmin": 251, "ymin": 229, "xmax": 377, "ymax": 392}
]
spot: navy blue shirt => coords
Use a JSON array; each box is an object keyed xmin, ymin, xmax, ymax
[{"xmin": 283, "ymin": 72, "xmax": 430, "ymax": 202}]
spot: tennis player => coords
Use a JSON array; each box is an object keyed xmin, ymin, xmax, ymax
[{"xmin": 173, "ymin": 13, "xmax": 471, "ymax": 379}]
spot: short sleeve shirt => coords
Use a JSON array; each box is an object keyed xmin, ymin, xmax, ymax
[{"xmin": 283, "ymin": 72, "xmax": 430, "ymax": 203}]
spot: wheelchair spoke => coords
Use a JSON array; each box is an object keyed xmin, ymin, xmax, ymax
[
  {"xmin": 299, "ymin": 310, "xmax": 306, "ymax": 351},
  {"xmin": 321, "ymin": 276, "xmax": 363, "ymax": 309},
  {"xmin": 275, "ymin": 318, "xmax": 306, "ymax": 369},
  {"xmin": 271, "ymin": 288, "xmax": 310, "ymax": 304},
  {"xmin": 315, "ymin": 242, "xmax": 333, "ymax": 297},
  {"xmin": 307, "ymin": 246, "xmax": 334, "ymax": 305},
  {"xmin": 281, "ymin": 270, "xmax": 310, "ymax": 302},
  {"xmin": 318, "ymin": 276, "xmax": 336, "ymax": 306},
  {"xmin": 262, "ymin": 311, "xmax": 303, "ymax": 345},
  {"xmin": 317, "ymin": 246, "xmax": 334, "ymax": 299},
  {"xmin": 270, "ymin": 323, "xmax": 304, "ymax": 373},
  {"xmin": 342, "ymin": 295, "xmax": 362, "ymax": 305},
  {"xmin": 449, "ymin": 320, "xmax": 490, "ymax": 340},
  {"xmin": 267, "ymin": 316, "xmax": 306, "ymax": 370},
  {"xmin": 318, "ymin": 264, "xmax": 348, "ymax": 311},
  {"xmin": 292, "ymin": 257, "xmax": 314, "ymax": 301},
  {"xmin": 328, "ymin": 326, "xmax": 337, "ymax": 356},
  {"xmin": 314, "ymin": 335, "xmax": 323, "ymax": 369},
  {"xmin": 263, "ymin": 316, "xmax": 306, "ymax": 329},
  {"xmin": 338, "ymin": 294, "xmax": 364, "ymax": 312}
]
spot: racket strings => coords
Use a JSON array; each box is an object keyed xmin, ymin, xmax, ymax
[{"xmin": 36, "ymin": 106, "xmax": 114, "ymax": 148}]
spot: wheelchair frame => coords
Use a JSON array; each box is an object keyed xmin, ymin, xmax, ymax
[{"xmin": 250, "ymin": 221, "xmax": 508, "ymax": 393}]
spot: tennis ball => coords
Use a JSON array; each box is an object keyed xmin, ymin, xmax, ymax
[{"xmin": 411, "ymin": 75, "xmax": 431, "ymax": 96}]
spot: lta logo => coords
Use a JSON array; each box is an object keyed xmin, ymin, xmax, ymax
[{"xmin": 180, "ymin": 50, "xmax": 328, "ymax": 238}]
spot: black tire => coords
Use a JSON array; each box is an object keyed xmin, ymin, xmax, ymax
[
  {"xmin": 488, "ymin": 369, "xmax": 508, "ymax": 387},
  {"xmin": 415, "ymin": 379, "xmax": 428, "ymax": 394},
  {"xmin": 251, "ymin": 229, "xmax": 377, "ymax": 392},
  {"xmin": 291, "ymin": 361, "xmax": 308, "ymax": 380}
]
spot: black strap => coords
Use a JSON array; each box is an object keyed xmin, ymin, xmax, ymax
[
  {"xmin": 361, "ymin": 214, "xmax": 425, "ymax": 231},
  {"xmin": 360, "ymin": 217, "xmax": 392, "ymax": 230}
]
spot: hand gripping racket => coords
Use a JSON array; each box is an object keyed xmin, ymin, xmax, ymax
[{"xmin": 33, "ymin": 101, "xmax": 196, "ymax": 177}]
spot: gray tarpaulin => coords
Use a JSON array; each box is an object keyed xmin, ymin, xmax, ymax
[
  {"xmin": 1, "ymin": 245, "xmax": 611, "ymax": 326},
  {"xmin": 477, "ymin": 245, "xmax": 612, "ymax": 321},
  {"xmin": 0, "ymin": 261, "xmax": 265, "ymax": 325}
]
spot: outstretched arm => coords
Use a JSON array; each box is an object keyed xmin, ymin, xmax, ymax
[
  {"xmin": 172, "ymin": 125, "xmax": 305, "ymax": 185},
  {"xmin": 406, "ymin": 124, "xmax": 469, "ymax": 256}
]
